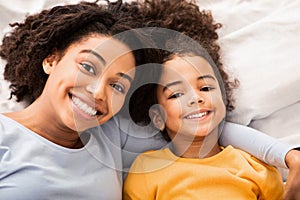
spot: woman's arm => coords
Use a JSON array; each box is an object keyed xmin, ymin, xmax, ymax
[
  {"xmin": 118, "ymin": 117, "xmax": 300, "ymax": 199},
  {"xmin": 220, "ymin": 122, "xmax": 300, "ymax": 200},
  {"xmin": 220, "ymin": 121, "xmax": 292, "ymax": 168},
  {"xmin": 283, "ymin": 149, "xmax": 300, "ymax": 200},
  {"xmin": 113, "ymin": 116, "xmax": 168, "ymax": 171},
  {"xmin": 119, "ymin": 117, "xmax": 295, "ymax": 169}
]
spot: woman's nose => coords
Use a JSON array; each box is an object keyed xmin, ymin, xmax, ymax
[{"xmin": 86, "ymin": 80, "xmax": 106, "ymax": 101}]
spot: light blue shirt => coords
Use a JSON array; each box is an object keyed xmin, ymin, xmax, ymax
[
  {"xmin": 0, "ymin": 114, "xmax": 123, "ymax": 200},
  {"xmin": 0, "ymin": 114, "xmax": 291, "ymax": 199}
]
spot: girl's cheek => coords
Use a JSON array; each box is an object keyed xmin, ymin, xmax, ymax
[{"xmin": 169, "ymin": 101, "xmax": 182, "ymax": 114}]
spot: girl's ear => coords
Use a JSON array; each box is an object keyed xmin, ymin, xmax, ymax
[
  {"xmin": 149, "ymin": 105, "xmax": 165, "ymax": 131},
  {"xmin": 42, "ymin": 53, "xmax": 59, "ymax": 74}
]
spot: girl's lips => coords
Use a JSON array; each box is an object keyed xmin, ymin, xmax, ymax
[{"xmin": 183, "ymin": 110, "xmax": 211, "ymax": 120}]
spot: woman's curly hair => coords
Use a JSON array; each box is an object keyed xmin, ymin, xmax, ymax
[
  {"xmin": 126, "ymin": 0, "xmax": 239, "ymax": 126},
  {"xmin": 0, "ymin": 0, "xmax": 159, "ymax": 104}
]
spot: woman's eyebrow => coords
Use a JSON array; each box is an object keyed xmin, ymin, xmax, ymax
[
  {"xmin": 117, "ymin": 72, "xmax": 133, "ymax": 83},
  {"xmin": 80, "ymin": 49, "xmax": 106, "ymax": 65}
]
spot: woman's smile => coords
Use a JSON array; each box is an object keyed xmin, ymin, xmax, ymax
[{"xmin": 70, "ymin": 94, "xmax": 104, "ymax": 120}]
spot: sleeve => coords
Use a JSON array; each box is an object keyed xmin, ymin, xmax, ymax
[
  {"xmin": 219, "ymin": 121, "xmax": 292, "ymax": 168},
  {"xmin": 113, "ymin": 116, "xmax": 168, "ymax": 171},
  {"xmin": 0, "ymin": 120, "xmax": 8, "ymax": 163},
  {"xmin": 249, "ymin": 157, "xmax": 284, "ymax": 200}
]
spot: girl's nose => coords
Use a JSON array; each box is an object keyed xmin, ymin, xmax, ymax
[{"xmin": 188, "ymin": 92, "xmax": 204, "ymax": 106}]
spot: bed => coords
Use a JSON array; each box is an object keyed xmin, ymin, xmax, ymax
[{"xmin": 1, "ymin": 0, "xmax": 299, "ymax": 168}]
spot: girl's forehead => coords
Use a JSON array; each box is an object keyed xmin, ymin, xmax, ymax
[{"xmin": 161, "ymin": 55, "xmax": 215, "ymax": 81}]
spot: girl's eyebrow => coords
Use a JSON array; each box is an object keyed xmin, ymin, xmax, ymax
[
  {"xmin": 80, "ymin": 49, "xmax": 106, "ymax": 65},
  {"xmin": 162, "ymin": 74, "xmax": 216, "ymax": 92},
  {"xmin": 197, "ymin": 75, "xmax": 216, "ymax": 81},
  {"xmin": 162, "ymin": 81, "xmax": 182, "ymax": 92}
]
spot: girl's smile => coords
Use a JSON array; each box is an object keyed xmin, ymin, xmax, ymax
[
  {"xmin": 183, "ymin": 109, "xmax": 212, "ymax": 121},
  {"xmin": 156, "ymin": 55, "xmax": 226, "ymax": 140}
]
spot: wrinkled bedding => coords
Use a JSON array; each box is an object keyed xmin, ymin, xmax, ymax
[{"xmin": 1, "ymin": 0, "xmax": 299, "ymax": 146}]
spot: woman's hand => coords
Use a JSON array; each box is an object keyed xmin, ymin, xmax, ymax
[{"xmin": 284, "ymin": 149, "xmax": 300, "ymax": 200}]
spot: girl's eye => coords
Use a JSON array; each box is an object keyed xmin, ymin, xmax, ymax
[
  {"xmin": 111, "ymin": 83, "xmax": 125, "ymax": 94},
  {"xmin": 201, "ymin": 86, "xmax": 214, "ymax": 92},
  {"xmin": 80, "ymin": 63, "xmax": 96, "ymax": 75},
  {"xmin": 168, "ymin": 92, "xmax": 183, "ymax": 99}
]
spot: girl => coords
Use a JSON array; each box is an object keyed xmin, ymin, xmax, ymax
[{"xmin": 123, "ymin": 35, "xmax": 284, "ymax": 199}]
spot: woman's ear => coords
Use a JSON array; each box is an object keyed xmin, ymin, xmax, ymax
[
  {"xmin": 149, "ymin": 104, "xmax": 165, "ymax": 131},
  {"xmin": 42, "ymin": 53, "xmax": 58, "ymax": 74}
]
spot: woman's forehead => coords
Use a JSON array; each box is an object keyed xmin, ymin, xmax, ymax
[{"xmin": 73, "ymin": 35, "xmax": 132, "ymax": 56}]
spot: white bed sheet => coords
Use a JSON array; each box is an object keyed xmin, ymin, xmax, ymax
[{"xmin": 0, "ymin": 0, "xmax": 299, "ymax": 147}]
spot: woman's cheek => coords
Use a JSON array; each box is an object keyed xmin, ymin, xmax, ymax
[{"xmin": 110, "ymin": 95, "xmax": 125, "ymax": 115}]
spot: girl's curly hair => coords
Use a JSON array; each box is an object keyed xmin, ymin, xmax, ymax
[
  {"xmin": 126, "ymin": 0, "xmax": 239, "ymax": 126},
  {"xmin": 0, "ymin": 0, "xmax": 159, "ymax": 104}
]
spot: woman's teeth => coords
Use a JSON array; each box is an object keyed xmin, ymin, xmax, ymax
[
  {"xmin": 72, "ymin": 96, "xmax": 97, "ymax": 116},
  {"xmin": 185, "ymin": 112, "xmax": 208, "ymax": 119}
]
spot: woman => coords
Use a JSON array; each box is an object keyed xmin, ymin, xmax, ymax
[{"xmin": 0, "ymin": 1, "xmax": 160, "ymax": 199}]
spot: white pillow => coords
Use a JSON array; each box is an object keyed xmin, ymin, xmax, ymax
[{"xmin": 199, "ymin": 0, "xmax": 300, "ymax": 144}]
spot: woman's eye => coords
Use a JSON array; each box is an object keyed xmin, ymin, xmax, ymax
[
  {"xmin": 111, "ymin": 83, "xmax": 125, "ymax": 94},
  {"xmin": 201, "ymin": 86, "xmax": 214, "ymax": 92},
  {"xmin": 168, "ymin": 93, "xmax": 183, "ymax": 99},
  {"xmin": 80, "ymin": 63, "xmax": 96, "ymax": 75}
]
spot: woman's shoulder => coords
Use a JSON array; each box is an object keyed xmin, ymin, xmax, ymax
[
  {"xmin": 0, "ymin": 113, "xmax": 38, "ymax": 138},
  {"xmin": 0, "ymin": 114, "xmax": 24, "ymax": 135}
]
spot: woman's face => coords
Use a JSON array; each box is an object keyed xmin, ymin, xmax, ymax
[
  {"xmin": 42, "ymin": 34, "xmax": 135, "ymax": 132},
  {"xmin": 156, "ymin": 55, "xmax": 226, "ymax": 141}
]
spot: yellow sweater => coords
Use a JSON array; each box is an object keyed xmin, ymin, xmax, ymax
[{"xmin": 123, "ymin": 145, "xmax": 284, "ymax": 200}]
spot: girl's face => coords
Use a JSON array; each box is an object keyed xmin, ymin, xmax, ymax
[
  {"xmin": 156, "ymin": 55, "xmax": 226, "ymax": 141},
  {"xmin": 41, "ymin": 34, "xmax": 135, "ymax": 132}
]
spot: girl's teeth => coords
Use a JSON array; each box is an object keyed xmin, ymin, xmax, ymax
[
  {"xmin": 72, "ymin": 96, "xmax": 97, "ymax": 116},
  {"xmin": 186, "ymin": 112, "xmax": 207, "ymax": 119}
]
